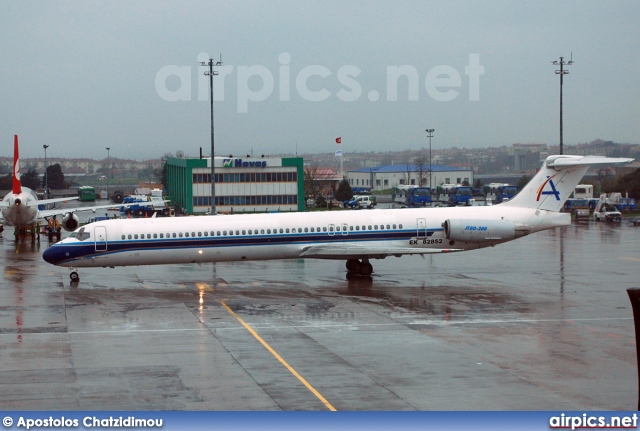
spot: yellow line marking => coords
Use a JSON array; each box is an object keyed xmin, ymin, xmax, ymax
[{"xmin": 220, "ymin": 299, "xmax": 337, "ymax": 411}]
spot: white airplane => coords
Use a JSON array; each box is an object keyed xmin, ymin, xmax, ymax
[
  {"xmin": 43, "ymin": 154, "xmax": 632, "ymax": 281},
  {"xmin": 1, "ymin": 135, "xmax": 131, "ymax": 235}
]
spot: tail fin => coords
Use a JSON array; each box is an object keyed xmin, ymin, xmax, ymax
[
  {"xmin": 12, "ymin": 135, "xmax": 22, "ymax": 195},
  {"xmin": 503, "ymin": 155, "xmax": 633, "ymax": 212}
]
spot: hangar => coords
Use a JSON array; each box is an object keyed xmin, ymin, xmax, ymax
[{"xmin": 347, "ymin": 164, "xmax": 474, "ymax": 191}]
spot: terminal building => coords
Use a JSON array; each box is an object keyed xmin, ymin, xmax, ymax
[
  {"xmin": 166, "ymin": 155, "xmax": 304, "ymax": 214},
  {"xmin": 347, "ymin": 164, "xmax": 474, "ymax": 191}
]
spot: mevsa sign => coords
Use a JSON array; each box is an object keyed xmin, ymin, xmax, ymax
[{"xmin": 222, "ymin": 158, "xmax": 268, "ymax": 168}]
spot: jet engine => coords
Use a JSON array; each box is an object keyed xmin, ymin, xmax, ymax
[
  {"xmin": 442, "ymin": 219, "xmax": 530, "ymax": 242},
  {"xmin": 61, "ymin": 212, "xmax": 80, "ymax": 232}
]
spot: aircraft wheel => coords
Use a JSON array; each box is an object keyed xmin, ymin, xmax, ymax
[
  {"xmin": 359, "ymin": 262, "xmax": 373, "ymax": 276},
  {"xmin": 70, "ymin": 272, "xmax": 80, "ymax": 282},
  {"xmin": 346, "ymin": 259, "xmax": 360, "ymax": 273}
]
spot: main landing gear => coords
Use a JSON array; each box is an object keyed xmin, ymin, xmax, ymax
[{"xmin": 345, "ymin": 258, "xmax": 373, "ymax": 276}]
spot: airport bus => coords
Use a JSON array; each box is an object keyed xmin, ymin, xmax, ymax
[
  {"xmin": 448, "ymin": 186, "xmax": 474, "ymax": 205},
  {"xmin": 483, "ymin": 183, "xmax": 508, "ymax": 202},
  {"xmin": 391, "ymin": 185, "xmax": 417, "ymax": 205},
  {"xmin": 406, "ymin": 187, "xmax": 432, "ymax": 207},
  {"xmin": 77, "ymin": 186, "xmax": 96, "ymax": 201},
  {"xmin": 495, "ymin": 185, "xmax": 518, "ymax": 203}
]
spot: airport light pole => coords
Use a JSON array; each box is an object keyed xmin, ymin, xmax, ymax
[
  {"xmin": 105, "ymin": 147, "xmax": 110, "ymax": 200},
  {"xmin": 200, "ymin": 55, "xmax": 223, "ymax": 215},
  {"xmin": 425, "ymin": 128, "xmax": 435, "ymax": 197},
  {"xmin": 552, "ymin": 55, "xmax": 573, "ymax": 155},
  {"xmin": 43, "ymin": 145, "xmax": 49, "ymax": 198}
]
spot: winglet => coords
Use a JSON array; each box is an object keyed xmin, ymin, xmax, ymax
[{"xmin": 12, "ymin": 135, "xmax": 22, "ymax": 195}]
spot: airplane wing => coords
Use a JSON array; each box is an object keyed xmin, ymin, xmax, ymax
[
  {"xmin": 299, "ymin": 244, "xmax": 464, "ymax": 259},
  {"xmin": 38, "ymin": 196, "xmax": 80, "ymax": 205},
  {"xmin": 38, "ymin": 202, "xmax": 133, "ymax": 219},
  {"xmin": 0, "ymin": 196, "xmax": 79, "ymax": 209}
]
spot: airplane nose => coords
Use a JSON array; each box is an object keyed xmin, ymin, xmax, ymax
[{"xmin": 42, "ymin": 246, "xmax": 62, "ymax": 265}]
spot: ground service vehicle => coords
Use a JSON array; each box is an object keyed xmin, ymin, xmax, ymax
[
  {"xmin": 495, "ymin": 185, "xmax": 518, "ymax": 203},
  {"xmin": 77, "ymin": 186, "xmax": 96, "ymax": 201},
  {"xmin": 392, "ymin": 185, "xmax": 416, "ymax": 205},
  {"xmin": 594, "ymin": 194, "xmax": 622, "ymax": 222},
  {"xmin": 448, "ymin": 186, "xmax": 474, "ymax": 205},
  {"xmin": 406, "ymin": 187, "xmax": 431, "ymax": 207},
  {"xmin": 344, "ymin": 195, "xmax": 377, "ymax": 209},
  {"xmin": 120, "ymin": 195, "xmax": 169, "ymax": 217},
  {"xmin": 351, "ymin": 187, "xmax": 372, "ymax": 195},
  {"xmin": 594, "ymin": 203, "xmax": 622, "ymax": 222}
]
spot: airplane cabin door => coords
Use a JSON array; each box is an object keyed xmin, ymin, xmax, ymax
[
  {"xmin": 94, "ymin": 226, "xmax": 107, "ymax": 251},
  {"xmin": 416, "ymin": 218, "xmax": 427, "ymax": 237}
]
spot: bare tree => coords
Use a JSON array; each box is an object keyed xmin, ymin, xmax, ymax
[
  {"xmin": 414, "ymin": 155, "xmax": 428, "ymax": 187},
  {"xmin": 304, "ymin": 164, "xmax": 321, "ymax": 199},
  {"xmin": 404, "ymin": 156, "xmax": 412, "ymax": 186},
  {"xmin": 597, "ymin": 168, "xmax": 616, "ymax": 194}
]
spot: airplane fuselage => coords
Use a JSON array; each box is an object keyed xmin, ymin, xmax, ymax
[
  {"xmin": 42, "ymin": 204, "xmax": 568, "ymax": 268},
  {"xmin": 42, "ymin": 154, "xmax": 633, "ymax": 280},
  {"xmin": 1, "ymin": 187, "xmax": 40, "ymax": 227}
]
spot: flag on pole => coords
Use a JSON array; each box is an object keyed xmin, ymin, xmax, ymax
[
  {"xmin": 335, "ymin": 137, "xmax": 341, "ymax": 144},
  {"xmin": 335, "ymin": 150, "xmax": 342, "ymax": 157}
]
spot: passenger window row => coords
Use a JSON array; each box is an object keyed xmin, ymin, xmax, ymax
[{"xmin": 119, "ymin": 224, "xmax": 403, "ymax": 240}]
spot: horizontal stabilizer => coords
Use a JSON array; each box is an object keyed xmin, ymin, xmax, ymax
[{"xmin": 545, "ymin": 155, "xmax": 633, "ymax": 169}]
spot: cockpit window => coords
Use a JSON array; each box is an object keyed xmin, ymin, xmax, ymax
[{"xmin": 70, "ymin": 227, "xmax": 91, "ymax": 241}]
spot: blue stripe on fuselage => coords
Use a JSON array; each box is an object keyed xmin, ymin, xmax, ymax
[{"xmin": 43, "ymin": 228, "xmax": 443, "ymax": 265}]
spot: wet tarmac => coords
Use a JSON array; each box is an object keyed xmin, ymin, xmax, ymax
[{"xmin": 1, "ymin": 212, "xmax": 639, "ymax": 410}]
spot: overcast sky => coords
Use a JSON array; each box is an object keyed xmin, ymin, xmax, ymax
[{"xmin": 1, "ymin": 0, "xmax": 639, "ymax": 160}]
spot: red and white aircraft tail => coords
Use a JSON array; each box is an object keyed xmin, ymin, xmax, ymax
[{"xmin": 12, "ymin": 135, "xmax": 22, "ymax": 195}]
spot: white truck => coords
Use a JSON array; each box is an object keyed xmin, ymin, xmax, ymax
[{"xmin": 593, "ymin": 194, "xmax": 622, "ymax": 222}]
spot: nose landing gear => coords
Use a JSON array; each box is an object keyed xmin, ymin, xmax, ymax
[{"xmin": 69, "ymin": 268, "xmax": 79, "ymax": 282}]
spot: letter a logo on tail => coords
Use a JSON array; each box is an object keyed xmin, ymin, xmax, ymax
[
  {"xmin": 12, "ymin": 135, "xmax": 22, "ymax": 194},
  {"xmin": 536, "ymin": 175, "xmax": 561, "ymax": 201}
]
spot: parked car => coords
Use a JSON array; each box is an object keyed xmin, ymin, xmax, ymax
[{"xmin": 343, "ymin": 195, "xmax": 377, "ymax": 209}]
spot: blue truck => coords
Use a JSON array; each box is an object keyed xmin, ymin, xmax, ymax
[{"xmin": 120, "ymin": 195, "xmax": 169, "ymax": 217}]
